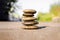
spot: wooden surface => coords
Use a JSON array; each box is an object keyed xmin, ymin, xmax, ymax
[{"xmin": 0, "ymin": 22, "xmax": 60, "ymax": 40}]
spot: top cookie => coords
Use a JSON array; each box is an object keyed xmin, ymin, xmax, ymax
[{"xmin": 23, "ymin": 9, "xmax": 36, "ymax": 13}]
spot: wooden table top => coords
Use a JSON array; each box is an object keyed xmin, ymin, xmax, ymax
[{"xmin": 0, "ymin": 22, "xmax": 60, "ymax": 40}]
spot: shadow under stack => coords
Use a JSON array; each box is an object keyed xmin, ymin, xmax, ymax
[{"xmin": 22, "ymin": 9, "xmax": 38, "ymax": 29}]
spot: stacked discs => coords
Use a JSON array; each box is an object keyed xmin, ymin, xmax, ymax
[{"xmin": 22, "ymin": 9, "xmax": 38, "ymax": 29}]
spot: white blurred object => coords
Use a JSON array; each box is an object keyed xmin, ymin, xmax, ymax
[{"xmin": 9, "ymin": 0, "xmax": 22, "ymax": 21}]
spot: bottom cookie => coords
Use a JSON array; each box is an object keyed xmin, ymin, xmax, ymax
[{"xmin": 22, "ymin": 26, "xmax": 39, "ymax": 30}]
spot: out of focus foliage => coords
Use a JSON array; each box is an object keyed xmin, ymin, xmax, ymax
[
  {"xmin": 9, "ymin": 0, "xmax": 22, "ymax": 21},
  {"xmin": 37, "ymin": 3, "xmax": 60, "ymax": 22},
  {"xmin": 7, "ymin": 0, "xmax": 16, "ymax": 2},
  {"xmin": 50, "ymin": 4, "xmax": 60, "ymax": 17},
  {"xmin": 11, "ymin": 0, "xmax": 16, "ymax": 2},
  {"xmin": 37, "ymin": 12, "xmax": 52, "ymax": 22},
  {"xmin": 0, "ymin": 0, "xmax": 16, "ymax": 21}
]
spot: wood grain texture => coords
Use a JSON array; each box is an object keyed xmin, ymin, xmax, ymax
[{"xmin": 0, "ymin": 22, "xmax": 60, "ymax": 40}]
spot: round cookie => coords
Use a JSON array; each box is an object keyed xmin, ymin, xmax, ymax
[
  {"xmin": 22, "ymin": 17, "xmax": 36, "ymax": 21},
  {"xmin": 23, "ymin": 9, "xmax": 36, "ymax": 13},
  {"xmin": 23, "ymin": 13, "xmax": 34, "ymax": 17}
]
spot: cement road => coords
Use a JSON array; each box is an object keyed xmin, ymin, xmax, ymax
[{"xmin": 0, "ymin": 22, "xmax": 60, "ymax": 40}]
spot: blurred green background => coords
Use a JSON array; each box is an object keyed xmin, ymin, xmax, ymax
[{"xmin": 37, "ymin": 3, "xmax": 60, "ymax": 22}]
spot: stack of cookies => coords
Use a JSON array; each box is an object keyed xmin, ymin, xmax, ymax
[{"xmin": 22, "ymin": 9, "xmax": 38, "ymax": 29}]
